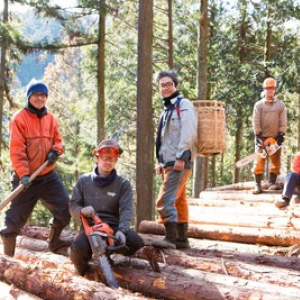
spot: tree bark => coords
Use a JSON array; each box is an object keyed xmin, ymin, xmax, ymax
[
  {"xmin": 0, "ymin": 255, "xmax": 146, "ymax": 300},
  {"xmin": 136, "ymin": 0, "xmax": 154, "ymax": 228},
  {"xmin": 97, "ymin": 0, "xmax": 106, "ymax": 142}
]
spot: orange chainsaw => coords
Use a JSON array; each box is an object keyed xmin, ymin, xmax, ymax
[
  {"xmin": 81, "ymin": 215, "xmax": 128, "ymax": 289},
  {"xmin": 236, "ymin": 137, "xmax": 282, "ymax": 168}
]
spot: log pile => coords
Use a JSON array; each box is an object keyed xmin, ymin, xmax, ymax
[{"xmin": 2, "ymin": 188, "xmax": 300, "ymax": 299}]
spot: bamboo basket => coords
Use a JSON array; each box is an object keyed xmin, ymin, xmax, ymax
[{"xmin": 193, "ymin": 100, "xmax": 226, "ymax": 156}]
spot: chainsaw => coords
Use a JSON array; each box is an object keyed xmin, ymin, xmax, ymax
[
  {"xmin": 236, "ymin": 137, "xmax": 282, "ymax": 168},
  {"xmin": 81, "ymin": 215, "xmax": 128, "ymax": 289}
]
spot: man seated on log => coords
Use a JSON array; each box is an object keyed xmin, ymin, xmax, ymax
[
  {"xmin": 69, "ymin": 139, "xmax": 144, "ymax": 276},
  {"xmin": 277, "ymin": 152, "xmax": 300, "ymax": 208},
  {"xmin": 252, "ymin": 77, "xmax": 287, "ymax": 195},
  {"xmin": 0, "ymin": 79, "xmax": 72, "ymax": 257},
  {"xmin": 153, "ymin": 70, "xmax": 198, "ymax": 249}
]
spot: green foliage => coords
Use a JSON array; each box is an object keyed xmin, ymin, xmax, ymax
[{"xmin": 3, "ymin": 0, "xmax": 300, "ymax": 227}]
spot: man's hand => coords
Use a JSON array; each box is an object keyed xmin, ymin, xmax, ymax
[
  {"xmin": 255, "ymin": 135, "xmax": 264, "ymax": 148},
  {"xmin": 81, "ymin": 206, "xmax": 95, "ymax": 218},
  {"xmin": 47, "ymin": 150, "xmax": 59, "ymax": 165},
  {"xmin": 20, "ymin": 175, "xmax": 31, "ymax": 190},
  {"xmin": 115, "ymin": 230, "xmax": 126, "ymax": 245},
  {"xmin": 156, "ymin": 164, "xmax": 163, "ymax": 174},
  {"xmin": 276, "ymin": 133, "xmax": 285, "ymax": 146},
  {"xmin": 174, "ymin": 159, "xmax": 185, "ymax": 172}
]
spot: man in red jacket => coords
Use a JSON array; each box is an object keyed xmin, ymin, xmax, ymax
[{"xmin": 0, "ymin": 79, "xmax": 71, "ymax": 256}]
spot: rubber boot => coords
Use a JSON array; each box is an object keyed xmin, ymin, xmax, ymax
[
  {"xmin": 70, "ymin": 245, "xmax": 89, "ymax": 276},
  {"xmin": 48, "ymin": 226, "xmax": 73, "ymax": 253},
  {"xmin": 275, "ymin": 196, "xmax": 290, "ymax": 208},
  {"xmin": 268, "ymin": 173, "xmax": 281, "ymax": 190},
  {"xmin": 176, "ymin": 223, "xmax": 190, "ymax": 249},
  {"xmin": 253, "ymin": 174, "xmax": 263, "ymax": 194},
  {"xmin": 1, "ymin": 236, "xmax": 16, "ymax": 257},
  {"xmin": 152, "ymin": 223, "xmax": 177, "ymax": 249}
]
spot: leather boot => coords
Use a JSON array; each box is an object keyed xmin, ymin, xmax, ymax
[
  {"xmin": 253, "ymin": 174, "xmax": 263, "ymax": 194},
  {"xmin": 1, "ymin": 236, "xmax": 16, "ymax": 257},
  {"xmin": 275, "ymin": 196, "xmax": 290, "ymax": 208},
  {"xmin": 48, "ymin": 226, "xmax": 73, "ymax": 253},
  {"xmin": 152, "ymin": 223, "xmax": 177, "ymax": 249},
  {"xmin": 268, "ymin": 173, "xmax": 281, "ymax": 190},
  {"xmin": 176, "ymin": 223, "xmax": 190, "ymax": 249}
]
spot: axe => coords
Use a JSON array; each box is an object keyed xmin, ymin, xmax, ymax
[{"xmin": 0, "ymin": 161, "xmax": 49, "ymax": 211}]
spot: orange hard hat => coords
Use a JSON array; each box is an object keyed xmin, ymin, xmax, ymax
[
  {"xmin": 263, "ymin": 78, "xmax": 276, "ymax": 89},
  {"xmin": 92, "ymin": 139, "xmax": 123, "ymax": 157}
]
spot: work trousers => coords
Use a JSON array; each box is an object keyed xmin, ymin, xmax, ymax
[
  {"xmin": 253, "ymin": 148, "xmax": 281, "ymax": 175},
  {"xmin": 0, "ymin": 171, "xmax": 71, "ymax": 238},
  {"xmin": 156, "ymin": 166, "xmax": 191, "ymax": 224},
  {"xmin": 70, "ymin": 226, "xmax": 144, "ymax": 267},
  {"xmin": 282, "ymin": 172, "xmax": 300, "ymax": 200}
]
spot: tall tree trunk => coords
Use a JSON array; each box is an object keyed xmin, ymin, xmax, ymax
[
  {"xmin": 136, "ymin": 0, "xmax": 154, "ymax": 228},
  {"xmin": 193, "ymin": 0, "xmax": 208, "ymax": 196},
  {"xmin": 234, "ymin": 0, "xmax": 247, "ymax": 183},
  {"xmin": 264, "ymin": 1, "xmax": 272, "ymax": 77},
  {"xmin": 97, "ymin": 0, "xmax": 106, "ymax": 143},
  {"xmin": 0, "ymin": 0, "xmax": 8, "ymax": 164},
  {"xmin": 167, "ymin": 0, "xmax": 174, "ymax": 69}
]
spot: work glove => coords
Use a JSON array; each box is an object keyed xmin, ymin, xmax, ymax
[
  {"xmin": 20, "ymin": 175, "xmax": 31, "ymax": 190},
  {"xmin": 115, "ymin": 230, "xmax": 126, "ymax": 245},
  {"xmin": 47, "ymin": 150, "xmax": 59, "ymax": 166},
  {"xmin": 255, "ymin": 135, "xmax": 264, "ymax": 148},
  {"xmin": 276, "ymin": 133, "xmax": 285, "ymax": 146},
  {"xmin": 81, "ymin": 206, "xmax": 95, "ymax": 218}
]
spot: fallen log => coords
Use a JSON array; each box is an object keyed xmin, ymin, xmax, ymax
[
  {"xmin": 188, "ymin": 198, "xmax": 273, "ymax": 207},
  {"xmin": 13, "ymin": 233, "xmax": 300, "ymax": 293},
  {"xmin": 139, "ymin": 220, "xmax": 300, "ymax": 246},
  {"xmin": 0, "ymin": 255, "xmax": 154, "ymax": 300},
  {"xmin": 199, "ymin": 190, "xmax": 281, "ymax": 203},
  {"xmin": 11, "ymin": 245, "xmax": 300, "ymax": 300},
  {"xmin": 188, "ymin": 203, "xmax": 293, "ymax": 217},
  {"xmin": 113, "ymin": 255, "xmax": 300, "ymax": 300},
  {"xmin": 189, "ymin": 211, "xmax": 300, "ymax": 229},
  {"xmin": 206, "ymin": 180, "xmax": 284, "ymax": 191},
  {"xmin": 0, "ymin": 281, "xmax": 43, "ymax": 300}
]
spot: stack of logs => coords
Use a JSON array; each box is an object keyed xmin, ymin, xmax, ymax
[{"xmin": 2, "ymin": 182, "xmax": 300, "ymax": 299}]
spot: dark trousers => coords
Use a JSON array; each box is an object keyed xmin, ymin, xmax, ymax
[
  {"xmin": 1, "ymin": 171, "xmax": 71, "ymax": 237},
  {"xmin": 70, "ymin": 225, "xmax": 144, "ymax": 268}
]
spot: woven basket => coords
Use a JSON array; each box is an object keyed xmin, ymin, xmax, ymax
[{"xmin": 193, "ymin": 100, "xmax": 226, "ymax": 156}]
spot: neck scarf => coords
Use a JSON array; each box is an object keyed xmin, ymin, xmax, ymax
[
  {"xmin": 163, "ymin": 90, "xmax": 180, "ymax": 107},
  {"xmin": 24, "ymin": 101, "xmax": 47, "ymax": 119},
  {"xmin": 91, "ymin": 165, "xmax": 117, "ymax": 187}
]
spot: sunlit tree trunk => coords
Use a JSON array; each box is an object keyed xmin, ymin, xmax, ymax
[
  {"xmin": 136, "ymin": 0, "xmax": 154, "ymax": 228},
  {"xmin": 234, "ymin": 0, "xmax": 247, "ymax": 183},
  {"xmin": 97, "ymin": 0, "xmax": 106, "ymax": 143},
  {"xmin": 193, "ymin": 0, "xmax": 208, "ymax": 197},
  {"xmin": 167, "ymin": 0, "xmax": 174, "ymax": 69},
  {"xmin": 0, "ymin": 0, "xmax": 8, "ymax": 164}
]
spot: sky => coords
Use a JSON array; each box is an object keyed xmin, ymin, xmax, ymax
[{"xmin": 0, "ymin": 0, "xmax": 78, "ymax": 11}]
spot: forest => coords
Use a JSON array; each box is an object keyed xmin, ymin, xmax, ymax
[{"xmin": 1, "ymin": 0, "xmax": 300, "ymax": 229}]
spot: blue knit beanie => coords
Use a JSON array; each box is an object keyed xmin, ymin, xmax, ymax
[{"xmin": 26, "ymin": 79, "xmax": 48, "ymax": 100}]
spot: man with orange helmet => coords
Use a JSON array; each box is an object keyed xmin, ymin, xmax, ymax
[
  {"xmin": 252, "ymin": 77, "xmax": 287, "ymax": 196},
  {"xmin": 69, "ymin": 139, "xmax": 144, "ymax": 276}
]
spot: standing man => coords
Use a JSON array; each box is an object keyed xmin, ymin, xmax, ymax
[
  {"xmin": 0, "ymin": 79, "xmax": 72, "ymax": 257},
  {"xmin": 69, "ymin": 139, "xmax": 144, "ymax": 276},
  {"xmin": 252, "ymin": 78, "xmax": 287, "ymax": 194},
  {"xmin": 153, "ymin": 70, "xmax": 198, "ymax": 249}
]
